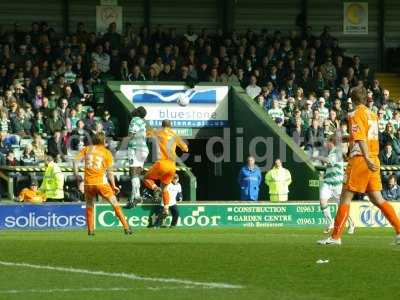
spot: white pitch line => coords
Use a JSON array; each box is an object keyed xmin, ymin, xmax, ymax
[
  {"xmin": 0, "ymin": 286, "xmax": 199, "ymax": 294},
  {"xmin": 0, "ymin": 261, "xmax": 243, "ymax": 289}
]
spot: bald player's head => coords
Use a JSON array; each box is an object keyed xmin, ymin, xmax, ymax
[{"xmin": 162, "ymin": 119, "xmax": 172, "ymax": 128}]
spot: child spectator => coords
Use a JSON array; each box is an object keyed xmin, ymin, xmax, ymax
[{"xmin": 18, "ymin": 180, "xmax": 46, "ymax": 203}]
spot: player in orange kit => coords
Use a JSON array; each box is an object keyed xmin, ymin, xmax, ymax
[
  {"xmin": 318, "ymin": 87, "xmax": 400, "ymax": 245},
  {"xmin": 144, "ymin": 119, "xmax": 189, "ymax": 217},
  {"xmin": 74, "ymin": 132, "xmax": 132, "ymax": 236}
]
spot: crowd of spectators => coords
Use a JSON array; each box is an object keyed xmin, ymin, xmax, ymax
[{"xmin": 0, "ymin": 21, "xmax": 399, "ymax": 196}]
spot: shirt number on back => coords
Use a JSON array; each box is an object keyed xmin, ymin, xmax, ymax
[{"xmin": 86, "ymin": 155, "xmax": 103, "ymax": 170}]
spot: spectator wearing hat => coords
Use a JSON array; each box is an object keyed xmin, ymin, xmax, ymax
[
  {"xmin": 84, "ymin": 107, "xmax": 96, "ymax": 131},
  {"xmin": 366, "ymin": 95, "xmax": 379, "ymax": 113},
  {"xmin": 18, "ymin": 180, "xmax": 46, "ymax": 203},
  {"xmin": 317, "ymin": 98, "xmax": 329, "ymax": 122},
  {"xmin": 301, "ymin": 99, "xmax": 314, "ymax": 128}
]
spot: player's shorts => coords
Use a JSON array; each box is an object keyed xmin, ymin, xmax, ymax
[
  {"xmin": 145, "ymin": 160, "xmax": 176, "ymax": 185},
  {"xmin": 320, "ymin": 184, "xmax": 342, "ymax": 201},
  {"xmin": 84, "ymin": 184, "xmax": 114, "ymax": 200},
  {"xmin": 128, "ymin": 148, "xmax": 149, "ymax": 168},
  {"xmin": 344, "ymin": 156, "xmax": 382, "ymax": 193}
]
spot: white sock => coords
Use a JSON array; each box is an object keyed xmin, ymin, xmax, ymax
[
  {"xmin": 347, "ymin": 216, "xmax": 355, "ymax": 228},
  {"xmin": 131, "ymin": 176, "xmax": 141, "ymax": 200},
  {"xmin": 322, "ymin": 206, "xmax": 334, "ymax": 228}
]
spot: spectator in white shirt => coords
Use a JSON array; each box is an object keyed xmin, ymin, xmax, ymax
[
  {"xmin": 268, "ymin": 100, "xmax": 285, "ymax": 122},
  {"xmin": 245, "ymin": 76, "xmax": 261, "ymax": 99},
  {"xmin": 91, "ymin": 45, "xmax": 110, "ymax": 74},
  {"xmin": 150, "ymin": 174, "xmax": 182, "ymax": 228}
]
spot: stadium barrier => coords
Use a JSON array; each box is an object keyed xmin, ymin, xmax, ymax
[
  {"xmin": 0, "ymin": 165, "xmax": 196, "ymax": 201},
  {"xmin": 2, "ymin": 202, "xmax": 399, "ymax": 230}
]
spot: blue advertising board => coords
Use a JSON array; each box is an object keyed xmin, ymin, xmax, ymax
[
  {"xmin": 0, "ymin": 204, "xmax": 86, "ymax": 230},
  {"xmin": 120, "ymin": 85, "xmax": 229, "ymax": 128}
]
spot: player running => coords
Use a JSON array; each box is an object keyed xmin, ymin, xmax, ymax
[
  {"xmin": 75, "ymin": 132, "xmax": 132, "ymax": 236},
  {"xmin": 313, "ymin": 134, "xmax": 355, "ymax": 234},
  {"xmin": 318, "ymin": 87, "xmax": 400, "ymax": 245},
  {"xmin": 143, "ymin": 119, "xmax": 188, "ymax": 218},
  {"xmin": 125, "ymin": 106, "xmax": 149, "ymax": 209}
]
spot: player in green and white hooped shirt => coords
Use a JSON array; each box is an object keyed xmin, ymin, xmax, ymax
[
  {"xmin": 126, "ymin": 106, "xmax": 149, "ymax": 208},
  {"xmin": 313, "ymin": 134, "xmax": 355, "ymax": 234}
]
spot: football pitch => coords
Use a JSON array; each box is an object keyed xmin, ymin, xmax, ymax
[{"xmin": 0, "ymin": 228, "xmax": 399, "ymax": 300}]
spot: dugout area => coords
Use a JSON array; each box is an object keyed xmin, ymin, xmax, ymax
[{"xmin": 105, "ymin": 81, "xmax": 320, "ymax": 201}]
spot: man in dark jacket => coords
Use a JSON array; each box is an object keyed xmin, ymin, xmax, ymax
[
  {"xmin": 380, "ymin": 143, "xmax": 400, "ymax": 183},
  {"xmin": 304, "ymin": 118, "xmax": 324, "ymax": 152},
  {"xmin": 47, "ymin": 131, "xmax": 67, "ymax": 162},
  {"xmin": 46, "ymin": 109, "xmax": 65, "ymax": 136}
]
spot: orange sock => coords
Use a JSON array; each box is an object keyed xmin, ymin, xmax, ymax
[
  {"xmin": 114, "ymin": 206, "xmax": 129, "ymax": 230},
  {"xmin": 86, "ymin": 207, "xmax": 94, "ymax": 233},
  {"xmin": 378, "ymin": 201, "xmax": 400, "ymax": 234},
  {"xmin": 331, "ymin": 204, "xmax": 350, "ymax": 240},
  {"xmin": 162, "ymin": 188, "xmax": 170, "ymax": 206}
]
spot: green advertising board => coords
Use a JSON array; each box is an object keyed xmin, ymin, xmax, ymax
[{"xmin": 95, "ymin": 202, "xmax": 337, "ymax": 229}]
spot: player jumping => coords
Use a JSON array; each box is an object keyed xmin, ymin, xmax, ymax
[
  {"xmin": 125, "ymin": 106, "xmax": 149, "ymax": 209},
  {"xmin": 75, "ymin": 132, "xmax": 132, "ymax": 236},
  {"xmin": 313, "ymin": 134, "xmax": 355, "ymax": 234},
  {"xmin": 144, "ymin": 119, "xmax": 188, "ymax": 219},
  {"xmin": 318, "ymin": 87, "xmax": 400, "ymax": 245}
]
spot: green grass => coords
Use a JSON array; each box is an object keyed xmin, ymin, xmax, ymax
[{"xmin": 0, "ymin": 228, "xmax": 400, "ymax": 300}]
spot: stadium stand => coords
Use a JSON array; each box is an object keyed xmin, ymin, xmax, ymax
[{"xmin": 0, "ymin": 21, "xmax": 399, "ymax": 200}]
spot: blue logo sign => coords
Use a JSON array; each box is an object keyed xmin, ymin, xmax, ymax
[
  {"xmin": 0, "ymin": 204, "xmax": 86, "ymax": 230},
  {"xmin": 131, "ymin": 88, "xmax": 217, "ymax": 105},
  {"xmin": 359, "ymin": 204, "xmax": 388, "ymax": 227}
]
